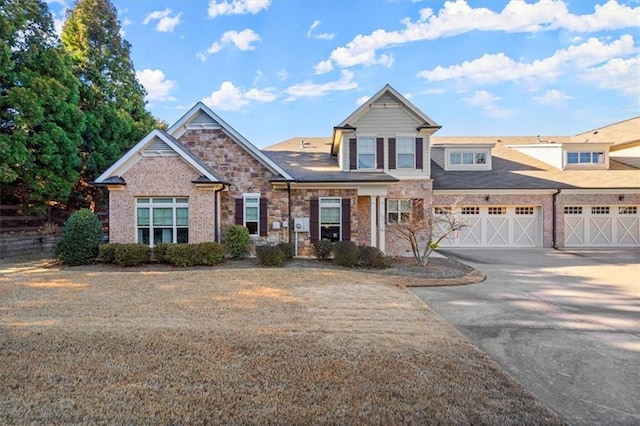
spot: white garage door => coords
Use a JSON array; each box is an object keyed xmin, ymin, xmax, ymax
[
  {"xmin": 564, "ymin": 205, "xmax": 640, "ymax": 247},
  {"xmin": 436, "ymin": 206, "xmax": 541, "ymax": 247}
]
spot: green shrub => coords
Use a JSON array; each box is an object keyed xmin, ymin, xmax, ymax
[
  {"xmin": 194, "ymin": 242, "xmax": 224, "ymax": 266},
  {"xmin": 313, "ymin": 240, "xmax": 333, "ymax": 260},
  {"xmin": 153, "ymin": 243, "xmax": 172, "ymax": 263},
  {"xmin": 224, "ymin": 225, "xmax": 251, "ymax": 259},
  {"xmin": 277, "ymin": 242, "xmax": 295, "ymax": 260},
  {"xmin": 96, "ymin": 243, "xmax": 119, "ymax": 263},
  {"xmin": 55, "ymin": 208, "xmax": 103, "ymax": 265},
  {"xmin": 333, "ymin": 241, "xmax": 359, "ymax": 267},
  {"xmin": 358, "ymin": 245, "xmax": 389, "ymax": 269},
  {"xmin": 165, "ymin": 244, "xmax": 196, "ymax": 267},
  {"xmin": 114, "ymin": 244, "xmax": 150, "ymax": 267},
  {"xmin": 255, "ymin": 244, "xmax": 287, "ymax": 267}
]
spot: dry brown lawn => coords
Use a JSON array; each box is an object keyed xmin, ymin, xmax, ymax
[{"xmin": 0, "ymin": 260, "xmax": 562, "ymax": 424}]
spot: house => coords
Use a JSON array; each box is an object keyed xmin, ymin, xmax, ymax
[{"xmin": 95, "ymin": 85, "xmax": 640, "ymax": 255}]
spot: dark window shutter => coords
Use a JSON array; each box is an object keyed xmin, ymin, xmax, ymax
[
  {"xmin": 349, "ymin": 138, "xmax": 357, "ymax": 170},
  {"xmin": 388, "ymin": 138, "xmax": 396, "ymax": 170},
  {"xmin": 235, "ymin": 198, "xmax": 243, "ymax": 225},
  {"xmin": 416, "ymin": 137, "xmax": 424, "ymax": 169},
  {"xmin": 259, "ymin": 197, "xmax": 268, "ymax": 237},
  {"xmin": 341, "ymin": 198, "xmax": 351, "ymax": 241},
  {"xmin": 310, "ymin": 198, "xmax": 319, "ymax": 242},
  {"xmin": 376, "ymin": 137, "xmax": 384, "ymax": 169}
]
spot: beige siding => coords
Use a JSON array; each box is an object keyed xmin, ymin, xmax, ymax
[
  {"xmin": 355, "ymin": 106, "xmax": 422, "ymax": 135},
  {"xmin": 431, "ymin": 146, "xmax": 445, "ymax": 169},
  {"xmin": 510, "ymin": 145, "xmax": 564, "ymax": 169}
]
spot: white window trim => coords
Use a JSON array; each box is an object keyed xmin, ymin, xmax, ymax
[
  {"xmin": 319, "ymin": 197, "xmax": 342, "ymax": 241},
  {"xmin": 135, "ymin": 197, "xmax": 189, "ymax": 247},
  {"xmin": 357, "ymin": 136, "xmax": 376, "ymax": 170},
  {"xmin": 387, "ymin": 199, "xmax": 413, "ymax": 224},
  {"xmin": 395, "ymin": 135, "xmax": 416, "ymax": 169},
  {"xmin": 243, "ymin": 193, "xmax": 260, "ymax": 236},
  {"xmin": 445, "ymin": 148, "xmax": 491, "ymax": 171},
  {"xmin": 564, "ymin": 150, "xmax": 608, "ymax": 169}
]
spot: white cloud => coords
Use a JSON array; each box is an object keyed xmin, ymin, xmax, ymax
[
  {"xmin": 324, "ymin": 0, "xmax": 640, "ymax": 69},
  {"xmin": 356, "ymin": 96, "xmax": 370, "ymax": 106},
  {"xmin": 195, "ymin": 51, "xmax": 207, "ymax": 63},
  {"xmin": 284, "ymin": 70, "xmax": 358, "ymax": 101},
  {"xmin": 207, "ymin": 29, "xmax": 261, "ymax": 54},
  {"xmin": 582, "ymin": 56, "xmax": 640, "ymax": 96},
  {"xmin": 463, "ymin": 90, "xmax": 512, "ymax": 118},
  {"xmin": 314, "ymin": 60, "xmax": 334, "ymax": 75},
  {"xmin": 208, "ymin": 0, "xmax": 271, "ymax": 18},
  {"xmin": 417, "ymin": 36, "xmax": 636, "ymax": 85},
  {"xmin": 533, "ymin": 89, "xmax": 573, "ymax": 106},
  {"xmin": 307, "ymin": 20, "xmax": 335, "ymax": 40},
  {"xmin": 202, "ymin": 82, "xmax": 277, "ymax": 111},
  {"xmin": 136, "ymin": 69, "xmax": 176, "ymax": 102},
  {"xmin": 143, "ymin": 8, "xmax": 181, "ymax": 32}
]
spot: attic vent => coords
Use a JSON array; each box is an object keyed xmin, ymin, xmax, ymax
[
  {"xmin": 142, "ymin": 138, "xmax": 176, "ymax": 156},
  {"xmin": 187, "ymin": 111, "xmax": 221, "ymax": 128}
]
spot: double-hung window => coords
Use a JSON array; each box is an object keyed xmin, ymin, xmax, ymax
[
  {"xmin": 396, "ymin": 137, "xmax": 415, "ymax": 168},
  {"xmin": 136, "ymin": 197, "xmax": 188, "ymax": 247},
  {"xmin": 243, "ymin": 195, "xmax": 260, "ymax": 235},
  {"xmin": 387, "ymin": 199, "xmax": 412, "ymax": 224},
  {"xmin": 320, "ymin": 198, "xmax": 341, "ymax": 241},
  {"xmin": 357, "ymin": 137, "xmax": 375, "ymax": 169}
]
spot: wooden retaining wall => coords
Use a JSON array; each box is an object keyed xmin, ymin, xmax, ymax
[{"xmin": 0, "ymin": 236, "xmax": 59, "ymax": 261}]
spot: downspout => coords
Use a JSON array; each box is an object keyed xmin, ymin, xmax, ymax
[
  {"xmin": 552, "ymin": 189, "xmax": 561, "ymax": 249},
  {"xmin": 287, "ymin": 182, "xmax": 292, "ymax": 244}
]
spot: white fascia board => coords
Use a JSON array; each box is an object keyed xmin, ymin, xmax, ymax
[
  {"xmin": 94, "ymin": 129, "xmax": 220, "ymax": 183},
  {"xmin": 559, "ymin": 188, "xmax": 640, "ymax": 195},
  {"xmin": 168, "ymin": 102, "xmax": 294, "ymax": 181}
]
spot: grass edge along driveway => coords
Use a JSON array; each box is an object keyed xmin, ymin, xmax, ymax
[{"xmin": 0, "ymin": 261, "xmax": 563, "ymax": 424}]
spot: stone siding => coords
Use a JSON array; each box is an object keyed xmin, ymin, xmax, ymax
[{"xmin": 385, "ymin": 180, "xmax": 433, "ymax": 256}]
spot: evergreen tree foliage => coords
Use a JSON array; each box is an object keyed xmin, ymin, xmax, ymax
[
  {"xmin": 55, "ymin": 208, "xmax": 103, "ymax": 265},
  {"xmin": 0, "ymin": 0, "xmax": 84, "ymax": 206},
  {"xmin": 61, "ymin": 0, "xmax": 155, "ymax": 206}
]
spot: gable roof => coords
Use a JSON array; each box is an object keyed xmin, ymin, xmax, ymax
[
  {"xmin": 94, "ymin": 129, "xmax": 226, "ymax": 185},
  {"xmin": 571, "ymin": 116, "xmax": 640, "ymax": 147},
  {"xmin": 331, "ymin": 84, "xmax": 441, "ymax": 155},
  {"xmin": 167, "ymin": 102, "xmax": 294, "ymax": 181}
]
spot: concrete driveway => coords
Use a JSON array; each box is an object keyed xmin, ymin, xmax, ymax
[{"xmin": 411, "ymin": 248, "xmax": 640, "ymax": 425}]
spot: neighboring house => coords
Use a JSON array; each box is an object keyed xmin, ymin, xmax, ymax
[{"xmin": 95, "ymin": 85, "xmax": 640, "ymax": 255}]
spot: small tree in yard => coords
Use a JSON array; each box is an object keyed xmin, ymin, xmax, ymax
[
  {"xmin": 55, "ymin": 208, "xmax": 103, "ymax": 265},
  {"xmin": 387, "ymin": 198, "xmax": 469, "ymax": 266}
]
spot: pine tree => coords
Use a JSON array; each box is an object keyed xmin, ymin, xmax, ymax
[
  {"xmin": 0, "ymin": 0, "xmax": 84, "ymax": 206},
  {"xmin": 61, "ymin": 0, "xmax": 155, "ymax": 208}
]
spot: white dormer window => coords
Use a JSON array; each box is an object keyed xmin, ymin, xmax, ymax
[
  {"xmin": 567, "ymin": 151, "xmax": 604, "ymax": 164},
  {"xmin": 445, "ymin": 148, "xmax": 492, "ymax": 171},
  {"xmin": 358, "ymin": 137, "xmax": 376, "ymax": 169}
]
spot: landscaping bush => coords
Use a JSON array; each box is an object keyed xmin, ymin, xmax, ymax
[
  {"xmin": 313, "ymin": 240, "xmax": 333, "ymax": 260},
  {"xmin": 55, "ymin": 208, "xmax": 103, "ymax": 265},
  {"xmin": 114, "ymin": 244, "xmax": 150, "ymax": 267},
  {"xmin": 358, "ymin": 245, "xmax": 389, "ymax": 269},
  {"xmin": 194, "ymin": 242, "xmax": 224, "ymax": 266},
  {"xmin": 224, "ymin": 225, "xmax": 251, "ymax": 259},
  {"xmin": 255, "ymin": 244, "xmax": 287, "ymax": 267},
  {"xmin": 96, "ymin": 243, "xmax": 119, "ymax": 263},
  {"xmin": 333, "ymin": 241, "xmax": 360, "ymax": 267},
  {"xmin": 276, "ymin": 242, "xmax": 295, "ymax": 260},
  {"xmin": 165, "ymin": 244, "xmax": 196, "ymax": 267},
  {"xmin": 153, "ymin": 243, "xmax": 172, "ymax": 263}
]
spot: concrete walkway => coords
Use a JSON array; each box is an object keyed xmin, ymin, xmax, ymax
[{"xmin": 411, "ymin": 248, "xmax": 640, "ymax": 425}]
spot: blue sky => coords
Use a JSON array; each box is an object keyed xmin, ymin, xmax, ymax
[{"xmin": 47, "ymin": 0, "xmax": 639, "ymax": 148}]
